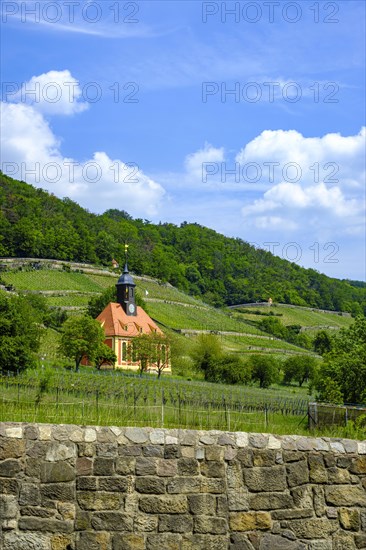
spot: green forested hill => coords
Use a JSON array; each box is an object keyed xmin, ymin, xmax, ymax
[{"xmin": 0, "ymin": 172, "xmax": 365, "ymax": 314}]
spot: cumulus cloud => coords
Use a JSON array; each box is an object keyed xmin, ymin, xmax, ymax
[
  {"xmin": 242, "ymin": 181, "xmax": 362, "ymax": 228},
  {"xmin": 10, "ymin": 70, "xmax": 89, "ymax": 116},
  {"xmin": 0, "ymin": 71, "xmax": 165, "ymax": 216},
  {"xmin": 185, "ymin": 142, "xmax": 225, "ymax": 179},
  {"xmin": 236, "ymin": 127, "xmax": 366, "ymax": 189},
  {"xmin": 237, "ymin": 128, "xmax": 365, "ymax": 236}
]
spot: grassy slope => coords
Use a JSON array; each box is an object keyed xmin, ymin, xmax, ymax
[
  {"xmin": 234, "ymin": 304, "xmax": 353, "ymax": 329},
  {"xmin": 2, "ymin": 265, "xmax": 352, "ymax": 359}
]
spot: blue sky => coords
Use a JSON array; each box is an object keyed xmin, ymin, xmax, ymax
[{"xmin": 1, "ymin": 0, "xmax": 365, "ymax": 280}]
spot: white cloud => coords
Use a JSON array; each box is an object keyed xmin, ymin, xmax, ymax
[
  {"xmin": 11, "ymin": 70, "xmax": 88, "ymax": 116},
  {"xmin": 1, "ymin": 82, "xmax": 165, "ymax": 217},
  {"xmin": 185, "ymin": 143, "xmax": 225, "ymax": 180},
  {"xmin": 242, "ymin": 181, "xmax": 362, "ymax": 225},
  {"xmin": 236, "ymin": 127, "xmax": 366, "ymax": 189}
]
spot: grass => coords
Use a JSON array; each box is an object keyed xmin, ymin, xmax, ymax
[
  {"xmin": 1, "ymin": 368, "xmax": 364, "ymax": 439},
  {"xmin": 235, "ymin": 304, "xmax": 354, "ymax": 329},
  {"xmin": 221, "ymin": 334, "xmax": 315, "ymax": 354},
  {"xmin": 46, "ymin": 295, "xmax": 91, "ymax": 307},
  {"xmin": 2, "ymin": 270, "xmax": 103, "ymax": 292},
  {"xmin": 148, "ymin": 301, "xmax": 262, "ymax": 334},
  {"xmin": 2, "ymin": 266, "xmax": 328, "ymax": 358}
]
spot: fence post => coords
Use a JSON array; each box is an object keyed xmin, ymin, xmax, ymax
[
  {"xmin": 264, "ymin": 406, "xmax": 268, "ymax": 428},
  {"xmin": 161, "ymin": 389, "xmax": 164, "ymax": 428},
  {"xmin": 308, "ymin": 402, "xmax": 318, "ymax": 429}
]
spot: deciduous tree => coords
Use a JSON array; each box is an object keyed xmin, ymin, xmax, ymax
[{"xmin": 59, "ymin": 316, "xmax": 105, "ymax": 372}]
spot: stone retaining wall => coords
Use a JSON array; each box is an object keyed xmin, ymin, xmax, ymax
[{"xmin": 0, "ymin": 423, "xmax": 365, "ymax": 549}]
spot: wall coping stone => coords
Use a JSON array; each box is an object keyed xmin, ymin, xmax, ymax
[{"xmin": 1, "ymin": 422, "xmax": 365, "ymax": 454}]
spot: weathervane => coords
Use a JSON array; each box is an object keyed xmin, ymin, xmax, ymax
[{"xmin": 124, "ymin": 243, "xmax": 129, "ymax": 263}]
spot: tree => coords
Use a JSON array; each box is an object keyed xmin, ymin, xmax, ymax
[
  {"xmin": 94, "ymin": 343, "xmax": 117, "ymax": 370},
  {"xmin": 250, "ymin": 355, "xmax": 279, "ymax": 389},
  {"xmin": 283, "ymin": 355, "xmax": 318, "ymax": 387},
  {"xmin": 315, "ymin": 317, "xmax": 366, "ymax": 404},
  {"xmin": 313, "ymin": 330, "xmax": 332, "ymax": 355},
  {"xmin": 191, "ymin": 334, "xmax": 222, "ymax": 380},
  {"xmin": 59, "ymin": 316, "xmax": 105, "ymax": 372},
  {"xmin": 0, "ymin": 291, "xmax": 41, "ymax": 374},
  {"xmin": 150, "ymin": 332, "xmax": 171, "ymax": 379},
  {"xmin": 133, "ymin": 333, "xmax": 157, "ymax": 376},
  {"xmin": 206, "ymin": 354, "xmax": 251, "ymax": 385},
  {"xmin": 87, "ymin": 285, "xmax": 147, "ymax": 319}
]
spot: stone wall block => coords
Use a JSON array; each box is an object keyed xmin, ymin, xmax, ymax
[
  {"xmin": 156, "ymin": 458, "xmax": 177, "ymax": 477},
  {"xmin": 115, "ymin": 457, "xmax": 135, "ymax": 475},
  {"xmin": 40, "ymin": 482, "xmax": 75, "ymax": 501},
  {"xmin": 91, "ymin": 512, "xmax": 133, "ymax": 531},
  {"xmin": 308, "ymin": 454, "xmax": 328, "ymax": 483},
  {"xmin": 76, "ymin": 531, "xmax": 111, "ymax": 550},
  {"xmin": 249, "ymin": 492, "xmax": 293, "ymax": 511},
  {"xmin": 18, "ymin": 517, "xmax": 73, "ymax": 533},
  {"xmin": 139, "ymin": 495, "xmax": 188, "ymax": 514},
  {"xmin": 325, "ymin": 485, "xmax": 366, "ymax": 507},
  {"xmin": 286, "ymin": 459, "xmax": 310, "ymax": 487},
  {"xmin": 200, "ymin": 460, "xmax": 225, "ymax": 478},
  {"xmin": 244, "ymin": 466, "xmax": 287, "ymax": 492},
  {"xmin": 280, "ymin": 518, "xmax": 338, "ymax": 539},
  {"xmin": 135, "ymin": 476, "xmax": 165, "ymax": 494},
  {"xmin": 227, "ymin": 488, "xmax": 249, "ymax": 511},
  {"xmin": 77, "ymin": 491, "xmax": 122, "ymax": 511},
  {"xmin": 229, "ymin": 511, "xmax": 272, "ymax": 531},
  {"xmin": 113, "ymin": 533, "xmax": 145, "ymax": 550},
  {"xmin": 166, "ymin": 476, "xmax": 201, "ymax": 494},
  {"xmin": 0, "ymin": 438, "xmax": 25, "ymax": 459},
  {"xmin": 93, "ymin": 458, "xmax": 115, "ymax": 476},
  {"xmin": 0, "ymin": 458, "xmax": 22, "ymax": 477},
  {"xmin": 19, "ymin": 483, "xmax": 40, "ymax": 506},
  {"xmin": 178, "ymin": 457, "xmax": 199, "ymax": 476},
  {"xmin": 338, "ymin": 508, "xmax": 360, "ymax": 531},
  {"xmin": 194, "ymin": 515, "xmax": 228, "ymax": 534},
  {"xmin": 158, "ymin": 513, "xmax": 193, "ymax": 533},
  {"xmin": 188, "ymin": 493, "xmax": 216, "ymax": 515},
  {"xmin": 135, "ymin": 457, "xmax": 157, "ymax": 476},
  {"xmin": 146, "ymin": 533, "xmax": 182, "ymax": 550},
  {"xmin": 41, "ymin": 462, "xmax": 75, "ymax": 483}
]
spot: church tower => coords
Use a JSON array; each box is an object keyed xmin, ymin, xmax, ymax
[{"xmin": 116, "ymin": 245, "xmax": 136, "ymax": 316}]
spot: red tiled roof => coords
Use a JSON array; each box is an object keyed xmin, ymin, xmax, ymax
[{"xmin": 96, "ymin": 302, "xmax": 163, "ymax": 338}]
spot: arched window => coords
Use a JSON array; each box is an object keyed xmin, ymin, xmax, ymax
[{"xmin": 122, "ymin": 341, "xmax": 127, "ymax": 362}]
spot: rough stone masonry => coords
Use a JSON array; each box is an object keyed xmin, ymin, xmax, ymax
[{"xmin": 0, "ymin": 422, "xmax": 366, "ymax": 549}]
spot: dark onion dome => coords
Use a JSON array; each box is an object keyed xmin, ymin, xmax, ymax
[{"xmin": 117, "ymin": 263, "xmax": 135, "ymax": 286}]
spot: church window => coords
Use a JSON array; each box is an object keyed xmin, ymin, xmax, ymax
[{"xmin": 122, "ymin": 341, "xmax": 127, "ymax": 361}]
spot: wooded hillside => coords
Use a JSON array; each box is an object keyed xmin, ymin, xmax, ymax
[{"xmin": 1, "ymin": 172, "xmax": 365, "ymax": 314}]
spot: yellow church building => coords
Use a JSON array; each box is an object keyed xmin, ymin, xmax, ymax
[{"xmin": 96, "ymin": 259, "xmax": 171, "ymax": 374}]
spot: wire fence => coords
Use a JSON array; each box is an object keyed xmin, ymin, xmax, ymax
[
  {"xmin": 0, "ymin": 383, "xmax": 308, "ymax": 433},
  {"xmin": 308, "ymin": 402, "xmax": 366, "ymax": 429}
]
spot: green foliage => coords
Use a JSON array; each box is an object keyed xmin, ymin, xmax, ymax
[
  {"xmin": 250, "ymin": 354, "xmax": 280, "ymax": 389},
  {"xmin": 315, "ymin": 317, "xmax": 366, "ymax": 404},
  {"xmin": 191, "ymin": 334, "xmax": 223, "ymax": 378},
  {"xmin": 1, "ymin": 173, "xmax": 366, "ymax": 313},
  {"xmin": 21, "ymin": 293, "xmax": 67, "ymax": 329},
  {"xmin": 313, "ymin": 330, "xmax": 332, "ymax": 355},
  {"xmin": 0, "ymin": 291, "xmax": 41, "ymax": 373},
  {"xmin": 283, "ymin": 355, "xmax": 318, "ymax": 387},
  {"xmin": 94, "ymin": 343, "xmax": 117, "ymax": 370},
  {"xmin": 59, "ymin": 316, "xmax": 106, "ymax": 372},
  {"xmin": 87, "ymin": 285, "xmax": 147, "ymax": 318},
  {"xmin": 206, "ymin": 354, "xmax": 251, "ymax": 385},
  {"xmin": 132, "ymin": 333, "xmax": 158, "ymax": 376},
  {"xmin": 259, "ymin": 317, "xmax": 287, "ymax": 338}
]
